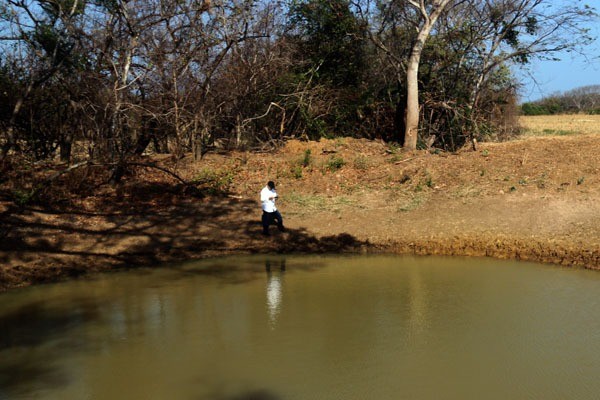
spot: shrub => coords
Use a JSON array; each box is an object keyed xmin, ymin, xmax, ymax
[
  {"xmin": 302, "ymin": 149, "xmax": 312, "ymax": 167},
  {"xmin": 192, "ymin": 168, "xmax": 235, "ymax": 194},
  {"xmin": 521, "ymin": 102, "xmax": 547, "ymax": 115},
  {"xmin": 291, "ymin": 164, "xmax": 303, "ymax": 179},
  {"xmin": 326, "ymin": 155, "xmax": 346, "ymax": 171},
  {"xmin": 12, "ymin": 189, "xmax": 36, "ymax": 207}
]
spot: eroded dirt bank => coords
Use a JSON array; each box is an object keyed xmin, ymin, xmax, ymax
[{"xmin": 1, "ymin": 133, "xmax": 599, "ymax": 291}]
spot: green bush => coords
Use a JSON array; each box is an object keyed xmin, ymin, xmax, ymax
[
  {"xmin": 326, "ymin": 155, "xmax": 346, "ymax": 172},
  {"xmin": 192, "ymin": 168, "xmax": 235, "ymax": 194},
  {"xmin": 12, "ymin": 189, "xmax": 35, "ymax": 207},
  {"xmin": 291, "ymin": 164, "xmax": 303, "ymax": 179},
  {"xmin": 521, "ymin": 102, "xmax": 547, "ymax": 115},
  {"xmin": 302, "ymin": 149, "xmax": 312, "ymax": 167}
]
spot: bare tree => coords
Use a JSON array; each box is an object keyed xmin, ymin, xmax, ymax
[
  {"xmin": 458, "ymin": 0, "xmax": 596, "ymax": 113},
  {"xmin": 361, "ymin": 0, "xmax": 595, "ymax": 149},
  {"xmin": 0, "ymin": 0, "xmax": 85, "ymax": 159}
]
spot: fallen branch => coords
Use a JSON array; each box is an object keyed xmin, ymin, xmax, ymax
[
  {"xmin": 32, "ymin": 161, "xmax": 92, "ymax": 197},
  {"xmin": 126, "ymin": 162, "xmax": 188, "ymax": 185},
  {"xmin": 394, "ymin": 157, "xmax": 415, "ymax": 165}
]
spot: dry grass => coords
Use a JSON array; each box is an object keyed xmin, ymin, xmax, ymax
[
  {"xmin": 284, "ymin": 192, "xmax": 357, "ymax": 217},
  {"xmin": 519, "ymin": 115, "xmax": 600, "ymax": 136}
]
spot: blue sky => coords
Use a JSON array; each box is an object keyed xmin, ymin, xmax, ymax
[{"xmin": 516, "ymin": 3, "xmax": 600, "ymax": 102}]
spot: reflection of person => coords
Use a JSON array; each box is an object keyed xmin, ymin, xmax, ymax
[
  {"xmin": 260, "ymin": 181, "xmax": 285, "ymax": 235},
  {"xmin": 265, "ymin": 260, "xmax": 286, "ymax": 328},
  {"xmin": 265, "ymin": 259, "xmax": 286, "ymax": 272}
]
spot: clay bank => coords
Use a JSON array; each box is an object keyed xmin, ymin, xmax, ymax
[{"xmin": 1, "ymin": 133, "xmax": 600, "ymax": 291}]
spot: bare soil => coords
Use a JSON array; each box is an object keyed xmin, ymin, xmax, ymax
[{"xmin": 1, "ymin": 133, "xmax": 599, "ymax": 291}]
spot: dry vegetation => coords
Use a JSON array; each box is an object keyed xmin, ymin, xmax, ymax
[
  {"xmin": 519, "ymin": 115, "xmax": 600, "ymax": 136},
  {"xmin": 1, "ymin": 115, "xmax": 600, "ymax": 291}
]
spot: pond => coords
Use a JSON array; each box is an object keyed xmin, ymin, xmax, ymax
[{"xmin": 2, "ymin": 255, "xmax": 600, "ymax": 399}]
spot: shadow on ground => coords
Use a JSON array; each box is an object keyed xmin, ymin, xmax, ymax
[{"xmin": 0, "ymin": 196, "xmax": 368, "ymax": 290}]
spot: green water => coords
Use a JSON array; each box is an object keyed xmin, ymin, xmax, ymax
[{"xmin": 2, "ymin": 255, "xmax": 600, "ymax": 399}]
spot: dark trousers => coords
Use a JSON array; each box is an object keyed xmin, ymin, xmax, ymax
[{"xmin": 262, "ymin": 210, "xmax": 284, "ymax": 233}]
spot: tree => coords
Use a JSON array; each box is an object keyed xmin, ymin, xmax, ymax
[
  {"xmin": 358, "ymin": 0, "xmax": 462, "ymax": 146},
  {"xmin": 403, "ymin": 0, "xmax": 454, "ymax": 150},
  {"xmin": 76, "ymin": 0, "xmax": 260, "ymax": 169},
  {"xmin": 364, "ymin": 0, "xmax": 595, "ymax": 149},
  {"xmin": 458, "ymin": 0, "xmax": 595, "ymax": 111},
  {"xmin": 283, "ymin": 0, "xmax": 374, "ymax": 140},
  {"xmin": 288, "ymin": 0, "xmax": 367, "ymax": 87},
  {"xmin": 0, "ymin": 0, "xmax": 86, "ymax": 159}
]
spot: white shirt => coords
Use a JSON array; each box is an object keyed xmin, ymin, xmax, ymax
[{"xmin": 260, "ymin": 186, "xmax": 278, "ymax": 212}]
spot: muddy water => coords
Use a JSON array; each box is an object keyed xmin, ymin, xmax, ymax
[{"xmin": 2, "ymin": 255, "xmax": 600, "ymax": 400}]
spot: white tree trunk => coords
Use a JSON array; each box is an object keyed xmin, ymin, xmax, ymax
[
  {"xmin": 403, "ymin": 0, "xmax": 453, "ymax": 150},
  {"xmin": 404, "ymin": 41, "xmax": 424, "ymax": 150}
]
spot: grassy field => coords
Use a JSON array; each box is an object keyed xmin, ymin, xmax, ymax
[{"xmin": 519, "ymin": 115, "xmax": 600, "ymax": 136}]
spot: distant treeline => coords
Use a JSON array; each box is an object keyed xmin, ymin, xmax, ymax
[
  {"xmin": 521, "ymin": 85, "xmax": 600, "ymax": 115},
  {"xmin": 0, "ymin": 0, "xmax": 595, "ymax": 173}
]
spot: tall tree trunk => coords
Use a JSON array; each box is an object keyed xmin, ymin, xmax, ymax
[
  {"xmin": 59, "ymin": 132, "xmax": 73, "ymax": 163},
  {"xmin": 404, "ymin": 46, "xmax": 422, "ymax": 150},
  {"xmin": 403, "ymin": 0, "xmax": 453, "ymax": 150},
  {"xmin": 1, "ymin": 85, "xmax": 32, "ymax": 159}
]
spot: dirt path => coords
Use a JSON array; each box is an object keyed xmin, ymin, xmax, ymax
[{"xmin": 1, "ymin": 132, "xmax": 599, "ymax": 291}]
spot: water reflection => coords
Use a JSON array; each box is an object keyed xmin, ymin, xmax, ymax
[
  {"xmin": 205, "ymin": 388, "xmax": 282, "ymax": 400},
  {"xmin": 0, "ymin": 296, "xmax": 104, "ymax": 398},
  {"xmin": 407, "ymin": 266, "xmax": 429, "ymax": 342},
  {"xmin": 2, "ymin": 256, "xmax": 600, "ymax": 400},
  {"xmin": 265, "ymin": 260, "xmax": 286, "ymax": 329}
]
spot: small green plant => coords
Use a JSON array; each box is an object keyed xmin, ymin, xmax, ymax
[
  {"xmin": 425, "ymin": 173, "xmax": 434, "ymax": 188},
  {"xmin": 12, "ymin": 189, "xmax": 35, "ymax": 207},
  {"xmin": 387, "ymin": 143, "xmax": 401, "ymax": 154},
  {"xmin": 193, "ymin": 168, "xmax": 235, "ymax": 194},
  {"xmin": 291, "ymin": 165, "xmax": 303, "ymax": 179},
  {"xmin": 481, "ymin": 149, "xmax": 490, "ymax": 157},
  {"xmin": 326, "ymin": 155, "xmax": 346, "ymax": 172},
  {"xmin": 302, "ymin": 149, "xmax": 312, "ymax": 167},
  {"xmin": 288, "ymin": 149, "xmax": 312, "ymax": 178},
  {"xmin": 542, "ymin": 129, "xmax": 574, "ymax": 136},
  {"xmin": 518, "ymin": 179, "xmax": 528, "ymax": 185},
  {"xmin": 509, "ymin": 186, "xmax": 517, "ymax": 193},
  {"xmin": 577, "ymin": 177, "xmax": 585, "ymax": 185}
]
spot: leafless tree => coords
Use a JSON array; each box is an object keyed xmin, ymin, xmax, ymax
[{"xmin": 0, "ymin": 0, "xmax": 86, "ymax": 159}]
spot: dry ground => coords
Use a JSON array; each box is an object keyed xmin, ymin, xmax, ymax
[{"xmin": 1, "ymin": 116, "xmax": 599, "ymax": 291}]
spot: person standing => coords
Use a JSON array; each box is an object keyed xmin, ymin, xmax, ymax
[{"xmin": 260, "ymin": 181, "xmax": 285, "ymax": 235}]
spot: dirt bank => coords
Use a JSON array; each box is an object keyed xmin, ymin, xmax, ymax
[{"xmin": 1, "ymin": 132, "xmax": 599, "ymax": 291}]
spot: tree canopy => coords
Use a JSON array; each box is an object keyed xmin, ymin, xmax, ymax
[
  {"xmin": 522, "ymin": 85, "xmax": 600, "ymax": 115},
  {"xmin": 0, "ymin": 0, "xmax": 596, "ymax": 167}
]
